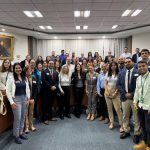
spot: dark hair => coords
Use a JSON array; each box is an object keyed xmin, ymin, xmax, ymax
[
  {"xmin": 125, "ymin": 57, "xmax": 132, "ymax": 61},
  {"xmin": 75, "ymin": 63, "xmax": 82, "ymax": 73},
  {"xmin": 141, "ymin": 49, "xmax": 150, "ymax": 54},
  {"xmin": 124, "ymin": 47, "xmax": 128, "ymax": 49},
  {"xmin": 1, "ymin": 59, "xmax": 12, "ymax": 72},
  {"xmin": 138, "ymin": 60, "xmax": 148, "ymax": 65},
  {"xmin": 46, "ymin": 56, "xmax": 50, "ymax": 63},
  {"xmin": 88, "ymin": 52, "xmax": 92, "ymax": 57},
  {"xmin": 108, "ymin": 62, "xmax": 119, "ymax": 77},
  {"xmin": 13, "ymin": 62, "xmax": 26, "ymax": 81},
  {"xmin": 36, "ymin": 56, "xmax": 43, "ymax": 65}
]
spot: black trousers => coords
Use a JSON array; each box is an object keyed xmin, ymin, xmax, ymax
[
  {"xmin": 97, "ymin": 89, "xmax": 108, "ymax": 119},
  {"xmin": 61, "ymin": 86, "xmax": 70, "ymax": 115},
  {"xmin": 74, "ymin": 87, "xmax": 84, "ymax": 115},
  {"xmin": 42, "ymin": 89, "xmax": 61, "ymax": 121},
  {"xmin": 138, "ymin": 108, "xmax": 150, "ymax": 147}
]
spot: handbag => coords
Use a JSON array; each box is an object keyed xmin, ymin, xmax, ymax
[{"xmin": 0, "ymin": 90, "xmax": 7, "ymax": 115}]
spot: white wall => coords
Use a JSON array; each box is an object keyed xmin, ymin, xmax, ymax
[
  {"xmin": 132, "ymin": 32, "xmax": 150, "ymax": 53},
  {"xmin": 0, "ymin": 32, "xmax": 28, "ymax": 65}
]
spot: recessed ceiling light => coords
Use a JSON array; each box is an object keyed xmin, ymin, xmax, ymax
[
  {"xmin": 23, "ymin": 11, "xmax": 43, "ymax": 17},
  {"xmin": 131, "ymin": 9, "xmax": 142, "ymax": 16},
  {"xmin": 39, "ymin": 26, "xmax": 45, "ymax": 29},
  {"xmin": 112, "ymin": 25, "xmax": 118, "ymax": 29},
  {"xmin": 76, "ymin": 26, "xmax": 80, "ymax": 30},
  {"xmin": 34, "ymin": 11, "xmax": 43, "ymax": 17},
  {"xmin": 54, "ymin": 36, "xmax": 57, "ymax": 39},
  {"xmin": 1, "ymin": 28, "xmax": 5, "ymax": 31},
  {"xmin": 102, "ymin": 36, "xmax": 106, "ymax": 39},
  {"xmin": 84, "ymin": 11, "xmax": 90, "ymax": 17},
  {"xmin": 74, "ymin": 11, "xmax": 80, "ymax": 17},
  {"xmin": 122, "ymin": 10, "xmax": 132, "ymax": 16},
  {"xmin": 47, "ymin": 26, "xmax": 52, "ymax": 29},
  {"xmin": 78, "ymin": 36, "xmax": 82, "ymax": 39},
  {"xmin": 83, "ymin": 25, "xmax": 88, "ymax": 29}
]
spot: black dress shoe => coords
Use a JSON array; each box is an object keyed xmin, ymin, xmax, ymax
[
  {"xmin": 65, "ymin": 114, "xmax": 71, "ymax": 118},
  {"xmin": 14, "ymin": 136, "xmax": 22, "ymax": 144},
  {"xmin": 74, "ymin": 113, "xmax": 80, "ymax": 118},
  {"xmin": 49, "ymin": 118, "xmax": 57, "ymax": 121},
  {"xmin": 133, "ymin": 135, "xmax": 140, "ymax": 144},
  {"xmin": 59, "ymin": 115, "xmax": 64, "ymax": 120},
  {"xmin": 19, "ymin": 133, "xmax": 28, "ymax": 140},
  {"xmin": 120, "ymin": 132, "xmax": 130, "ymax": 139}
]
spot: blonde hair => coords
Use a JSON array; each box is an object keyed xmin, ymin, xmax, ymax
[{"xmin": 60, "ymin": 65, "xmax": 69, "ymax": 75}]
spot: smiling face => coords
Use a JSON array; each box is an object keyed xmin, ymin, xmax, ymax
[
  {"xmin": 3, "ymin": 59, "xmax": 10, "ymax": 70},
  {"xmin": 15, "ymin": 64, "xmax": 22, "ymax": 75},
  {"xmin": 88, "ymin": 65, "xmax": 94, "ymax": 73},
  {"xmin": 138, "ymin": 62, "xmax": 148, "ymax": 75},
  {"xmin": 125, "ymin": 58, "xmax": 133, "ymax": 70}
]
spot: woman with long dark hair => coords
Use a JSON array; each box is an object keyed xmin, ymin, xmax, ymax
[
  {"xmin": 36, "ymin": 56, "xmax": 43, "ymax": 66},
  {"xmin": 0, "ymin": 59, "xmax": 12, "ymax": 93},
  {"xmin": 104, "ymin": 62, "xmax": 123, "ymax": 132},
  {"xmin": 71, "ymin": 63, "xmax": 86, "ymax": 118},
  {"xmin": 6, "ymin": 63, "xmax": 30, "ymax": 144}
]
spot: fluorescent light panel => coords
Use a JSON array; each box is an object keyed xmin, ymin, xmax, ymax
[
  {"xmin": 76, "ymin": 26, "xmax": 80, "ymax": 29},
  {"xmin": 122, "ymin": 10, "xmax": 132, "ymax": 16},
  {"xmin": 23, "ymin": 11, "xmax": 43, "ymax": 17},
  {"xmin": 131, "ymin": 9, "xmax": 142, "ymax": 16},
  {"xmin": 84, "ymin": 11, "xmax": 90, "ymax": 17},
  {"xmin": 47, "ymin": 26, "xmax": 52, "ymax": 29},
  {"xmin": 34, "ymin": 11, "xmax": 43, "ymax": 17},
  {"xmin": 39, "ymin": 26, "xmax": 45, "ymax": 29},
  {"xmin": 1, "ymin": 28, "xmax": 5, "ymax": 31},
  {"xmin": 83, "ymin": 25, "xmax": 88, "ymax": 29},
  {"xmin": 112, "ymin": 25, "xmax": 118, "ymax": 29},
  {"xmin": 74, "ymin": 11, "xmax": 80, "ymax": 17},
  {"xmin": 74, "ymin": 10, "xmax": 90, "ymax": 17},
  {"xmin": 78, "ymin": 36, "xmax": 82, "ymax": 39}
]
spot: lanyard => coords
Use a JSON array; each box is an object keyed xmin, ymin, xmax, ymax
[{"xmin": 141, "ymin": 72, "xmax": 149, "ymax": 96}]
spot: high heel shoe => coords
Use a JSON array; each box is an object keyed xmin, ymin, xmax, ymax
[
  {"xmin": 86, "ymin": 113, "xmax": 91, "ymax": 120},
  {"xmin": 24, "ymin": 128, "xmax": 29, "ymax": 134},
  {"xmin": 109, "ymin": 123, "xmax": 114, "ymax": 130},
  {"xmin": 90, "ymin": 114, "xmax": 95, "ymax": 121}
]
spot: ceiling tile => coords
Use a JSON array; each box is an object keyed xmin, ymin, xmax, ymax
[
  {"xmin": 92, "ymin": 2, "xmax": 111, "ymax": 10},
  {"xmin": 15, "ymin": 4, "xmax": 36, "ymax": 11},
  {"xmin": 11, "ymin": 0, "xmax": 32, "ymax": 3},
  {"xmin": 73, "ymin": 3, "xmax": 92, "ymax": 10},
  {"xmin": 55, "ymin": 4, "xmax": 73, "ymax": 11},
  {"xmin": 91, "ymin": 11, "xmax": 108, "ymax": 17},
  {"xmin": 0, "ymin": 4, "xmax": 17, "ymax": 11},
  {"xmin": 35, "ymin": 3, "xmax": 55, "ymax": 11},
  {"xmin": 109, "ymin": 2, "xmax": 131, "ymax": 10}
]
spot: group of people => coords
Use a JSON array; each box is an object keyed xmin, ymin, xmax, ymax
[{"xmin": 0, "ymin": 47, "xmax": 150, "ymax": 150}]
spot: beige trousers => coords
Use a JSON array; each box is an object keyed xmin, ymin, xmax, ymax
[
  {"xmin": 25, "ymin": 100, "xmax": 34, "ymax": 129},
  {"xmin": 122, "ymin": 99, "xmax": 141, "ymax": 135},
  {"xmin": 105, "ymin": 94, "xmax": 123, "ymax": 125}
]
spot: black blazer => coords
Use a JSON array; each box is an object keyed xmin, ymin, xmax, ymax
[
  {"xmin": 71, "ymin": 72, "xmax": 86, "ymax": 88},
  {"xmin": 41, "ymin": 68, "xmax": 59, "ymax": 91},
  {"xmin": 132, "ymin": 53, "xmax": 141, "ymax": 63},
  {"xmin": 28, "ymin": 77, "xmax": 38, "ymax": 101},
  {"xmin": 117, "ymin": 68, "xmax": 139, "ymax": 101}
]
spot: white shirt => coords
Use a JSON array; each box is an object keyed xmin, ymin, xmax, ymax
[
  {"xmin": 67, "ymin": 64, "xmax": 75, "ymax": 77},
  {"xmin": 58, "ymin": 74, "xmax": 71, "ymax": 93},
  {"xmin": 0, "ymin": 71, "xmax": 13, "ymax": 90},
  {"xmin": 125, "ymin": 68, "xmax": 133, "ymax": 93},
  {"xmin": 120, "ymin": 52, "xmax": 132, "ymax": 59}
]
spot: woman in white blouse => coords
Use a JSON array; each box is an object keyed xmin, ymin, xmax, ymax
[
  {"xmin": 0, "ymin": 59, "xmax": 13, "ymax": 94},
  {"xmin": 59, "ymin": 65, "xmax": 71, "ymax": 118}
]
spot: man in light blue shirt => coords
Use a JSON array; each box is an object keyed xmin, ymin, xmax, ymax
[{"xmin": 97, "ymin": 63, "xmax": 109, "ymax": 124}]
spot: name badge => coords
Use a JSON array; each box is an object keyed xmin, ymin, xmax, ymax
[
  {"xmin": 148, "ymin": 66, "xmax": 150, "ymax": 68},
  {"xmin": 15, "ymin": 81, "xmax": 20, "ymax": 83},
  {"xmin": 33, "ymin": 81, "xmax": 36, "ymax": 83},
  {"xmin": 46, "ymin": 73, "xmax": 49, "ymax": 75},
  {"xmin": 134, "ymin": 74, "xmax": 138, "ymax": 76},
  {"xmin": 93, "ymin": 77, "xmax": 96, "ymax": 79}
]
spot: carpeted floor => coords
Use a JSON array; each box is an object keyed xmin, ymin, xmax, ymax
[{"xmin": 3, "ymin": 115, "xmax": 134, "ymax": 150}]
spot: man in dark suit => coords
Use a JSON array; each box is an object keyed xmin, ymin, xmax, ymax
[
  {"xmin": 117, "ymin": 57, "xmax": 141, "ymax": 143},
  {"xmin": 41, "ymin": 61, "xmax": 61, "ymax": 125},
  {"xmin": 104, "ymin": 51, "xmax": 114, "ymax": 63},
  {"xmin": 20, "ymin": 55, "xmax": 31, "ymax": 69},
  {"xmin": 132, "ymin": 48, "xmax": 141, "ymax": 63}
]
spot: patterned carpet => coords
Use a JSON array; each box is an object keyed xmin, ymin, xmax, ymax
[{"xmin": 2, "ymin": 115, "xmax": 134, "ymax": 150}]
